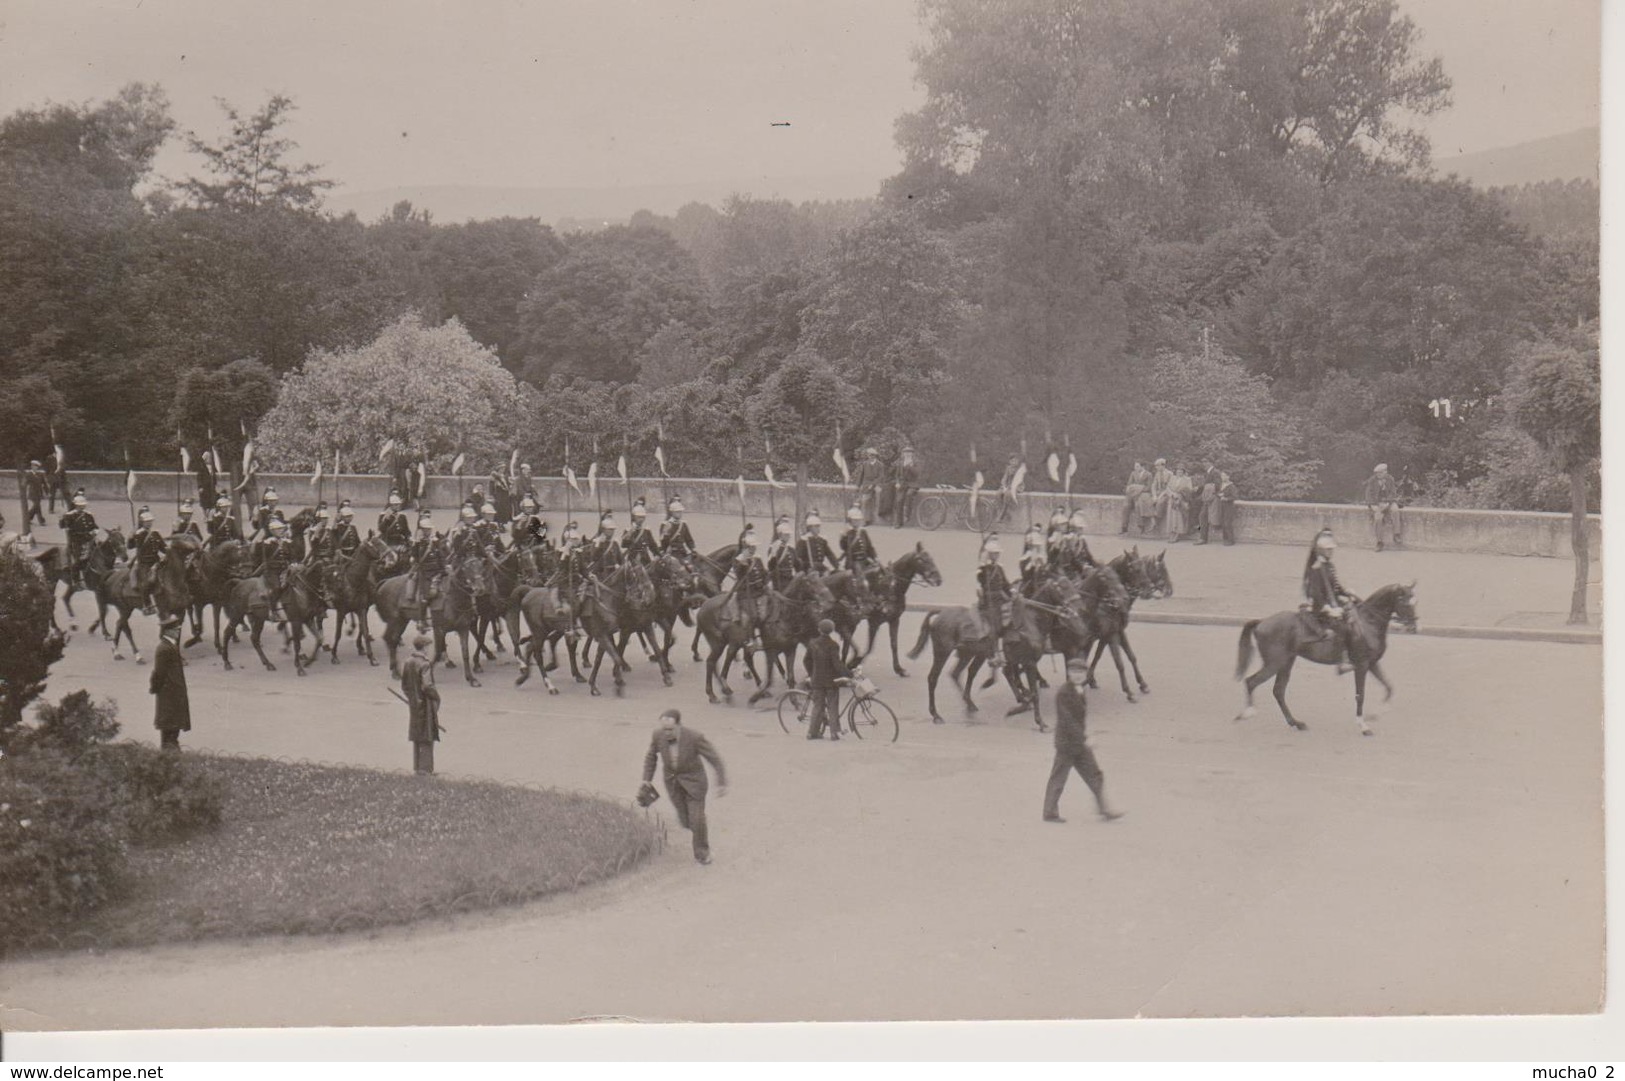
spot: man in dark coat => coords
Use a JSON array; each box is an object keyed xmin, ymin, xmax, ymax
[
  {"xmin": 1043, "ymin": 658, "xmax": 1123, "ymax": 823},
  {"xmin": 150, "ymin": 615, "xmax": 191, "ymax": 751},
  {"xmin": 891, "ymin": 445, "xmax": 922, "ymax": 528},
  {"xmin": 401, "ymin": 635, "xmax": 441, "ymax": 774},
  {"xmin": 1216, "ymin": 472, "xmax": 1239, "ymax": 545},
  {"xmin": 46, "ymin": 451, "xmax": 69, "ymax": 513},
  {"xmin": 23, "ymin": 460, "xmax": 46, "ymax": 527},
  {"xmin": 803, "ymin": 618, "xmax": 851, "ymax": 741},
  {"xmin": 640, "ymin": 709, "xmax": 727, "ymax": 865}
]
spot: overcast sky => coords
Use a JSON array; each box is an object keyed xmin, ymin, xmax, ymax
[{"xmin": 0, "ymin": 0, "xmax": 1600, "ymax": 197}]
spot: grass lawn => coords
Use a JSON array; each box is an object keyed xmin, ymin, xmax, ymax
[{"xmin": 30, "ymin": 754, "xmax": 664, "ymax": 952}]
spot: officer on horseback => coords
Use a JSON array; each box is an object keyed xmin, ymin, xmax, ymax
[
  {"xmin": 249, "ymin": 488, "xmax": 283, "ymax": 541},
  {"xmin": 1304, "ymin": 527, "xmax": 1356, "ymax": 674},
  {"xmin": 378, "ymin": 490, "xmax": 413, "ymax": 547},
  {"xmin": 766, "ymin": 515, "xmax": 796, "ymax": 590},
  {"xmin": 476, "ymin": 501, "xmax": 504, "ymax": 552},
  {"xmin": 728, "ymin": 525, "xmax": 771, "ymax": 640},
  {"xmin": 252, "ymin": 517, "xmax": 295, "ymax": 612},
  {"xmin": 658, "ymin": 497, "xmax": 696, "ymax": 564},
  {"xmin": 60, "ymin": 493, "xmax": 98, "ymax": 590},
  {"xmin": 1059, "ymin": 509, "xmax": 1097, "ymax": 574},
  {"xmin": 511, "ymin": 495, "xmax": 548, "ymax": 550},
  {"xmin": 333, "ymin": 501, "xmax": 362, "ymax": 559},
  {"xmin": 977, "ymin": 534, "xmax": 1013, "ymax": 669},
  {"xmin": 173, "ymin": 498, "xmax": 203, "ymax": 541},
  {"xmin": 622, "ymin": 499, "xmax": 660, "ymax": 565},
  {"xmin": 589, "ymin": 512, "xmax": 622, "ymax": 575},
  {"xmin": 408, "ymin": 512, "xmax": 444, "ymax": 632},
  {"xmin": 840, "ymin": 505, "xmax": 878, "ymax": 604},
  {"xmin": 796, "ymin": 510, "xmax": 836, "ymax": 575},
  {"xmin": 129, "ymin": 506, "xmax": 167, "ymax": 615},
  {"xmin": 1045, "ymin": 507, "xmax": 1068, "ymax": 552},
  {"xmin": 447, "ymin": 504, "xmax": 479, "ymax": 559},
  {"xmin": 1020, "ymin": 523, "xmax": 1047, "ymax": 593},
  {"xmin": 305, "ymin": 504, "xmax": 334, "ymax": 563},
  {"xmin": 206, "ymin": 495, "xmax": 240, "ymax": 548}
]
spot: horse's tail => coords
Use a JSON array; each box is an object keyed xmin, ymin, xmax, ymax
[
  {"xmin": 1235, "ymin": 619, "xmax": 1260, "ymax": 679},
  {"xmin": 908, "ymin": 611, "xmax": 935, "ymax": 660}
]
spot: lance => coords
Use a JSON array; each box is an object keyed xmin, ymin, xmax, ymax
[
  {"xmin": 621, "ymin": 437, "xmax": 633, "ymax": 521},
  {"xmin": 15, "ymin": 462, "xmax": 26, "ymax": 537},
  {"xmin": 175, "ymin": 429, "xmax": 183, "ymax": 516},
  {"xmin": 563, "ymin": 434, "xmax": 573, "ymax": 541},
  {"xmin": 736, "ymin": 443, "xmax": 747, "ymax": 529},
  {"xmin": 123, "ymin": 446, "xmax": 137, "ymax": 529},
  {"xmin": 655, "ymin": 418, "xmax": 670, "ymax": 506},
  {"xmin": 591, "ymin": 434, "xmax": 602, "ymax": 519},
  {"xmin": 333, "ymin": 447, "xmax": 341, "ymax": 512}
]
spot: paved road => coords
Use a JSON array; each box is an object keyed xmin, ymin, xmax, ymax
[{"xmin": 0, "ymin": 596, "xmax": 1602, "ymax": 1029}]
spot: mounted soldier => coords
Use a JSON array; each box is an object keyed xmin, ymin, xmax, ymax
[
  {"xmin": 1303, "ymin": 527, "xmax": 1356, "ymax": 674},
  {"xmin": 557, "ymin": 519, "xmax": 587, "ymax": 584},
  {"xmin": 172, "ymin": 498, "xmax": 203, "ymax": 541},
  {"xmin": 129, "ymin": 506, "xmax": 167, "ymax": 615},
  {"xmin": 304, "ymin": 504, "xmax": 335, "ymax": 564},
  {"xmin": 511, "ymin": 495, "xmax": 548, "ymax": 550},
  {"xmin": 251, "ymin": 517, "xmax": 296, "ymax": 614},
  {"xmin": 795, "ymin": 510, "xmax": 836, "ymax": 575},
  {"xmin": 249, "ymin": 488, "xmax": 284, "ymax": 541},
  {"xmin": 333, "ymin": 501, "xmax": 362, "ymax": 559},
  {"xmin": 378, "ymin": 490, "xmax": 413, "ymax": 547},
  {"xmin": 60, "ymin": 492, "xmax": 101, "ymax": 582},
  {"xmin": 658, "ymin": 497, "xmax": 697, "ymax": 565},
  {"xmin": 726, "ymin": 524, "xmax": 770, "ymax": 633},
  {"xmin": 588, "ymin": 511, "xmax": 622, "ymax": 575},
  {"xmin": 622, "ymin": 498, "xmax": 660, "ymax": 565},
  {"xmin": 765, "ymin": 515, "xmax": 796, "ymax": 590},
  {"xmin": 1045, "ymin": 507, "xmax": 1069, "ymax": 553},
  {"xmin": 446, "ymin": 504, "xmax": 479, "ymax": 559},
  {"xmin": 976, "ymin": 534, "xmax": 1013, "ymax": 669},
  {"xmin": 1019, "ymin": 523, "xmax": 1047, "ymax": 593},
  {"xmin": 475, "ymin": 501, "xmax": 505, "ymax": 552},
  {"xmin": 840, "ymin": 504, "xmax": 879, "ymax": 605},
  {"xmin": 406, "ymin": 512, "xmax": 445, "ymax": 630},
  {"xmin": 1058, "ymin": 509, "xmax": 1097, "ymax": 575},
  {"xmin": 205, "ymin": 495, "xmax": 240, "ymax": 548}
]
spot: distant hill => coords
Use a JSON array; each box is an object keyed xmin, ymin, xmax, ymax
[
  {"xmin": 324, "ymin": 173, "xmax": 884, "ymax": 227},
  {"xmin": 1435, "ymin": 127, "xmax": 1598, "ymax": 188}
]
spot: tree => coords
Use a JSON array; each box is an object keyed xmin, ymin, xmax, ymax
[
  {"xmin": 0, "ymin": 549, "xmax": 66, "ymax": 738},
  {"xmin": 1506, "ymin": 337, "xmax": 1600, "ymax": 623},
  {"xmin": 635, "ymin": 321, "xmax": 709, "ymax": 389},
  {"xmin": 745, "ymin": 346, "xmax": 863, "ymax": 518},
  {"xmin": 177, "ymin": 95, "xmax": 335, "ymax": 212},
  {"xmin": 254, "ymin": 313, "xmax": 523, "ymax": 475}
]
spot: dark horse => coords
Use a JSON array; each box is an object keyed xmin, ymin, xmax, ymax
[
  {"xmin": 854, "ymin": 544, "xmax": 943, "ymax": 677},
  {"xmin": 744, "ymin": 574, "xmax": 839, "ymax": 705},
  {"xmin": 321, "ymin": 534, "xmax": 396, "ymax": 666},
  {"xmin": 1080, "ymin": 549, "xmax": 1173, "ymax": 702},
  {"xmin": 908, "ymin": 577, "xmax": 1091, "ymax": 729},
  {"xmin": 1234, "ymin": 582, "xmax": 1419, "ymax": 736},
  {"xmin": 377, "ymin": 554, "xmax": 493, "ymax": 686}
]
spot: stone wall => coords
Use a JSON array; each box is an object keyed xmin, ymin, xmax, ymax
[{"xmin": 4, "ymin": 470, "xmax": 1600, "ymax": 560}]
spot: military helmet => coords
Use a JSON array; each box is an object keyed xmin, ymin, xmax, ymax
[
  {"xmin": 460, "ymin": 504, "xmax": 477, "ymax": 520},
  {"xmin": 775, "ymin": 516, "xmax": 793, "ymax": 536},
  {"xmin": 631, "ymin": 500, "xmax": 647, "ymax": 519},
  {"xmin": 982, "ymin": 535, "xmax": 1002, "ymax": 555},
  {"xmin": 269, "ymin": 517, "xmax": 288, "ymax": 533},
  {"xmin": 418, "ymin": 512, "xmax": 434, "ymax": 528},
  {"xmin": 214, "ymin": 496, "xmax": 230, "ymax": 510},
  {"xmin": 339, "ymin": 504, "xmax": 354, "ymax": 519},
  {"xmin": 137, "ymin": 506, "xmax": 154, "ymax": 524},
  {"xmin": 520, "ymin": 495, "xmax": 537, "ymax": 511},
  {"xmin": 668, "ymin": 497, "xmax": 685, "ymax": 514},
  {"xmin": 845, "ymin": 505, "xmax": 863, "ymax": 523},
  {"xmin": 388, "ymin": 489, "xmax": 402, "ymax": 506},
  {"xmin": 73, "ymin": 494, "xmax": 88, "ymax": 507},
  {"xmin": 1050, "ymin": 507, "xmax": 1068, "ymax": 525},
  {"xmin": 264, "ymin": 488, "xmax": 279, "ymax": 502},
  {"xmin": 804, "ymin": 511, "xmax": 821, "ymax": 528},
  {"xmin": 739, "ymin": 526, "xmax": 758, "ymax": 547},
  {"xmin": 481, "ymin": 502, "xmax": 497, "ymax": 516},
  {"xmin": 317, "ymin": 506, "xmax": 331, "ymax": 520},
  {"xmin": 599, "ymin": 512, "xmax": 615, "ymax": 529},
  {"xmin": 179, "ymin": 499, "xmax": 195, "ymax": 514},
  {"xmin": 1069, "ymin": 509, "xmax": 1087, "ymax": 529}
]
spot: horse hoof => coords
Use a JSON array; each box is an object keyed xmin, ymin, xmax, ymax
[
  {"xmin": 331, "ymin": 655, "xmax": 340, "ymax": 665},
  {"xmin": 1290, "ymin": 721, "xmax": 1307, "ymax": 731},
  {"xmin": 965, "ymin": 703, "xmax": 978, "ymax": 715},
  {"xmin": 516, "ymin": 672, "xmax": 530, "ymax": 686},
  {"xmin": 662, "ymin": 674, "xmax": 673, "ymax": 687},
  {"xmin": 931, "ymin": 715, "xmax": 945, "ymax": 725},
  {"xmin": 1005, "ymin": 704, "xmax": 1031, "ymax": 717},
  {"xmin": 297, "ymin": 668, "xmax": 306, "ymax": 678},
  {"xmin": 1235, "ymin": 706, "xmax": 1257, "ymax": 721},
  {"xmin": 894, "ymin": 668, "xmax": 908, "ymax": 678},
  {"xmin": 590, "ymin": 687, "xmax": 601, "ymax": 697},
  {"xmin": 264, "ymin": 663, "xmax": 277, "ymax": 672},
  {"xmin": 1125, "ymin": 694, "xmax": 1137, "ymax": 704},
  {"xmin": 575, "ymin": 675, "xmax": 587, "ymax": 684},
  {"xmin": 113, "ymin": 652, "xmax": 124, "ymax": 661},
  {"xmin": 469, "ymin": 679, "xmax": 481, "ymax": 688},
  {"xmin": 135, "ymin": 656, "xmax": 146, "ymax": 666},
  {"xmin": 368, "ymin": 658, "xmax": 379, "ymax": 667},
  {"xmin": 547, "ymin": 686, "xmax": 559, "ymax": 696},
  {"xmin": 708, "ymin": 695, "xmax": 720, "ymax": 704},
  {"xmin": 1138, "ymin": 684, "xmax": 1151, "ymax": 694},
  {"xmin": 1361, "ymin": 728, "xmax": 1374, "ymax": 737}
]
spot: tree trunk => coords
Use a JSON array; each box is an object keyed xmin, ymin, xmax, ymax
[
  {"xmin": 795, "ymin": 461, "xmax": 808, "ymax": 531},
  {"xmin": 1568, "ymin": 465, "xmax": 1589, "ymax": 625}
]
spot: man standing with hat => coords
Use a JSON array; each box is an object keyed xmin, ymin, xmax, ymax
[
  {"xmin": 803, "ymin": 618, "xmax": 851, "ymax": 741},
  {"xmin": 891, "ymin": 445, "xmax": 921, "ymax": 528},
  {"xmin": 1043, "ymin": 658, "xmax": 1123, "ymax": 824},
  {"xmin": 1362, "ymin": 463, "xmax": 1401, "ymax": 551},
  {"xmin": 23, "ymin": 460, "xmax": 47, "ymax": 528},
  {"xmin": 401, "ymin": 635, "xmax": 441, "ymax": 774},
  {"xmin": 640, "ymin": 708, "xmax": 727, "ymax": 865},
  {"xmin": 150, "ymin": 615, "xmax": 190, "ymax": 752}
]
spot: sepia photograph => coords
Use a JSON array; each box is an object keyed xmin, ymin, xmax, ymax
[{"xmin": 0, "ymin": 0, "xmax": 1607, "ymax": 1060}]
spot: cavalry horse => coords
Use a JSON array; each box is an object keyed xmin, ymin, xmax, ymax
[
  {"xmin": 1079, "ymin": 549, "xmax": 1172, "ymax": 702},
  {"xmin": 610, "ymin": 554, "xmax": 701, "ymax": 688},
  {"xmin": 321, "ymin": 534, "xmax": 396, "ymax": 666},
  {"xmin": 186, "ymin": 540, "xmax": 248, "ymax": 652},
  {"xmin": 89, "ymin": 528, "xmax": 164, "ymax": 664},
  {"xmin": 1235, "ymin": 582, "xmax": 1419, "ymax": 736},
  {"xmin": 572, "ymin": 567, "xmax": 638, "ymax": 696},
  {"xmin": 220, "ymin": 560, "xmax": 326, "ymax": 675},
  {"xmin": 376, "ymin": 554, "xmax": 494, "ymax": 686},
  {"xmin": 506, "ymin": 547, "xmax": 579, "ymax": 695},
  {"xmin": 853, "ymin": 543, "xmax": 943, "ymax": 677},
  {"xmin": 688, "ymin": 543, "xmax": 740, "ymax": 661},
  {"xmin": 743, "ymin": 574, "xmax": 839, "ymax": 705},
  {"xmin": 908, "ymin": 576, "xmax": 1090, "ymax": 729}
]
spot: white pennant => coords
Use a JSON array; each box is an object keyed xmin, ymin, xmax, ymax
[{"xmin": 1046, "ymin": 452, "xmax": 1060, "ymax": 483}]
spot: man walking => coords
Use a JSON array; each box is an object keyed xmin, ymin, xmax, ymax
[
  {"xmin": 150, "ymin": 615, "xmax": 190, "ymax": 752},
  {"xmin": 401, "ymin": 635, "xmax": 441, "ymax": 774},
  {"xmin": 803, "ymin": 618, "xmax": 851, "ymax": 741},
  {"xmin": 640, "ymin": 709, "xmax": 727, "ymax": 865},
  {"xmin": 1043, "ymin": 658, "xmax": 1123, "ymax": 823}
]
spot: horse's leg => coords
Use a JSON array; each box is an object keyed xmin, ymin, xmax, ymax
[
  {"xmin": 360, "ymin": 608, "xmax": 379, "ymax": 666},
  {"xmin": 250, "ymin": 615, "xmax": 276, "ymax": 672},
  {"xmin": 384, "ymin": 616, "xmax": 403, "ymax": 679},
  {"xmin": 1106, "ymin": 635, "xmax": 1136, "ymax": 702},
  {"xmin": 717, "ymin": 642, "xmax": 739, "ymax": 699},
  {"xmin": 1003, "ymin": 659, "xmax": 1033, "ymax": 717},
  {"xmin": 1086, "ymin": 637, "xmax": 1107, "ymax": 690},
  {"xmin": 587, "ymin": 630, "xmax": 608, "ymax": 696},
  {"xmin": 109, "ymin": 607, "xmax": 128, "ymax": 661},
  {"xmin": 460, "ymin": 627, "xmax": 481, "ymax": 687},
  {"xmin": 1272, "ymin": 658, "xmax": 1305, "ymax": 731},
  {"xmin": 1369, "ymin": 658, "xmax": 1395, "ymax": 703},
  {"xmin": 963, "ymin": 654, "xmax": 984, "ymax": 714},
  {"xmin": 704, "ymin": 637, "xmax": 724, "ymax": 704},
  {"xmin": 691, "ymin": 624, "xmax": 704, "ymax": 663},
  {"xmin": 330, "ymin": 603, "xmax": 346, "ymax": 664},
  {"xmin": 1029, "ymin": 662, "xmax": 1048, "ymax": 732},
  {"xmin": 888, "ymin": 617, "xmax": 908, "ymax": 677},
  {"xmin": 1119, "ymin": 630, "xmax": 1151, "ymax": 694},
  {"xmin": 1352, "ymin": 666, "xmax": 1373, "ymax": 736},
  {"xmin": 925, "ymin": 645, "xmax": 949, "ymax": 724}
]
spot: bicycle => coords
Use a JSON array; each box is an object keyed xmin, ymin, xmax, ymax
[
  {"xmin": 914, "ymin": 484, "xmax": 1009, "ymax": 533},
  {"xmin": 776, "ymin": 670, "xmax": 900, "ymax": 742}
]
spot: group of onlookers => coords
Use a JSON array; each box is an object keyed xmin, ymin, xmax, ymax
[
  {"xmin": 851, "ymin": 445, "xmax": 923, "ymax": 529},
  {"xmin": 1120, "ymin": 458, "xmax": 1237, "ymax": 545}
]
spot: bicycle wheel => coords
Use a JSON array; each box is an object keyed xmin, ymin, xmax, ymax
[
  {"xmin": 847, "ymin": 695, "xmax": 900, "ymax": 743},
  {"xmin": 915, "ymin": 493, "xmax": 948, "ymax": 531},
  {"xmin": 777, "ymin": 689, "xmax": 812, "ymax": 734},
  {"xmin": 961, "ymin": 500, "xmax": 990, "ymax": 533}
]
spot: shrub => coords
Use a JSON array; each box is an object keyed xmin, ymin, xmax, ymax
[
  {"xmin": 17, "ymin": 690, "xmax": 121, "ymax": 757},
  {"xmin": 101, "ymin": 744, "xmax": 225, "ymax": 844}
]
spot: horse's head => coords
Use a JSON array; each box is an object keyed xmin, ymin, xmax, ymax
[
  {"xmin": 1379, "ymin": 581, "xmax": 1419, "ymax": 633},
  {"xmin": 1140, "ymin": 549, "xmax": 1173, "ymax": 599},
  {"xmin": 454, "ymin": 555, "xmax": 493, "ymax": 599},
  {"xmin": 790, "ymin": 573, "xmax": 837, "ymax": 614},
  {"xmin": 907, "ymin": 542, "xmax": 943, "ymax": 587},
  {"xmin": 659, "ymin": 552, "xmax": 698, "ymax": 593},
  {"xmin": 1038, "ymin": 576, "xmax": 1091, "ymax": 640},
  {"xmin": 288, "ymin": 508, "xmax": 317, "ymax": 535}
]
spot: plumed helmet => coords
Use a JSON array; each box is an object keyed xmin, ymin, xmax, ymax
[
  {"xmin": 339, "ymin": 504, "xmax": 354, "ymax": 518},
  {"xmin": 137, "ymin": 506, "xmax": 154, "ymax": 523},
  {"xmin": 804, "ymin": 511, "xmax": 821, "ymax": 528},
  {"xmin": 631, "ymin": 501, "xmax": 647, "ymax": 519},
  {"xmin": 599, "ymin": 512, "xmax": 615, "ymax": 529},
  {"xmin": 1069, "ymin": 510, "xmax": 1086, "ymax": 529},
  {"xmin": 1050, "ymin": 507, "xmax": 1067, "ymax": 524},
  {"xmin": 739, "ymin": 526, "xmax": 757, "ymax": 546},
  {"xmin": 481, "ymin": 503, "xmax": 497, "ymax": 516},
  {"xmin": 179, "ymin": 499, "xmax": 194, "ymax": 513},
  {"xmin": 520, "ymin": 496, "xmax": 536, "ymax": 511},
  {"xmin": 1315, "ymin": 527, "xmax": 1337, "ymax": 551},
  {"xmin": 668, "ymin": 497, "xmax": 685, "ymax": 513},
  {"xmin": 388, "ymin": 490, "xmax": 402, "ymax": 505},
  {"xmin": 1375, "ymin": 463, "xmax": 1388, "ymax": 473},
  {"xmin": 982, "ymin": 536, "xmax": 1002, "ymax": 555},
  {"xmin": 776, "ymin": 516, "xmax": 793, "ymax": 536},
  {"xmin": 269, "ymin": 517, "xmax": 288, "ymax": 532},
  {"xmin": 264, "ymin": 488, "xmax": 279, "ymax": 502},
  {"xmin": 73, "ymin": 494, "xmax": 88, "ymax": 508},
  {"xmin": 317, "ymin": 506, "xmax": 331, "ymax": 520},
  {"xmin": 845, "ymin": 505, "xmax": 863, "ymax": 522},
  {"xmin": 214, "ymin": 496, "xmax": 229, "ymax": 509},
  {"xmin": 418, "ymin": 512, "xmax": 434, "ymax": 528},
  {"xmin": 461, "ymin": 505, "xmax": 476, "ymax": 520},
  {"xmin": 1025, "ymin": 524, "xmax": 1043, "ymax": 543}
]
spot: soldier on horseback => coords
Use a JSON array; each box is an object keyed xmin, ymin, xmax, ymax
[
  {"xmin": 588, "ymin": 512, "xmax": 622, "ymax": 575},
  {"xmin": 173, "ymin": 498, "xmax": 203, "ymax": 541},
  {"xmin": 977, "ymin": 534, "xmax": 1013, "ymax": 669},
  {"xmin": 658, "ymin": 497, "xmax": 696, "ymax": 565},
  {"xmin": 622, "ymin": 499, "xmax": 660, "ymax": 565},
  {"xmin": 60, "ymin": 493, "xmax": 98, "ymax": 589},
  {"xmin": 1304, "ymin": 527, "xmax": 1355, "ymax": 674},
  {"xmin": 304, "ymin": 504, "xmax": 334, "ymax": 563},
  {"xmin": 1045, "ymin": 507, "xmax": 1068, "ymax": 552},
  {"xmin": 378, "ymin": 490, "xmax": 413, "ymax": 547},
  {"xmin": 408, "ymin": 512, "xmax": 444, "ymax": 632},
  {"xmin": 727, "ymin": 525, "xmax": 771, "ymax": 641},
  {"xmin": 333, "ymin": 501, "xmax": 362, "ymax": 559},
  {"xmin": 447, "ymin": 504, "xmax": 479, "ymax": 559},
  {"xmin": 476, "ymin": 501, "xmax": 505, "ymax": 552},
  {"xmin": 840, "ymin": 505, "xmax": 878, "ymax": 604},
  {"xmin": 766, "ymin": 515, "xmax": 796, "ymax": 590},
  {"xmin": 129, "ymin": 506, "xmax": 167, "ymax": 615},
  {"xmin": 251, "ymin": 517, "xmax": 295, "ymax": 613},
  {"xmin": 796, "ymin": 510, "xmax": 836, "ymax": 575},
  {"xmin": 206, "ymin": 495, "xmax": 240, "ymax": 548},
  {"xmin": 249, "ymin": 488, "xmax": 283, "ymax": 541},
  {"xmin": 1020, "ymin": 523, "xmax": 1047, "ymax": 593},
  {"xmin": 511, "ymin": 495, "xmax": 548, "ymax": 550},
  {"xmin": 1058, "ymin": 510, "xmax": 1097, "ymax": 575}
]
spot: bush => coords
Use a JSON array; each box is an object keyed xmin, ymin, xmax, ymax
[
  {"xmin": 17, "ymin": 690, "xmax": 121, "ymax": 756},
  {"xmin": 100, "ymin": 744, "xmax": 225, "ymax": 844}
]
